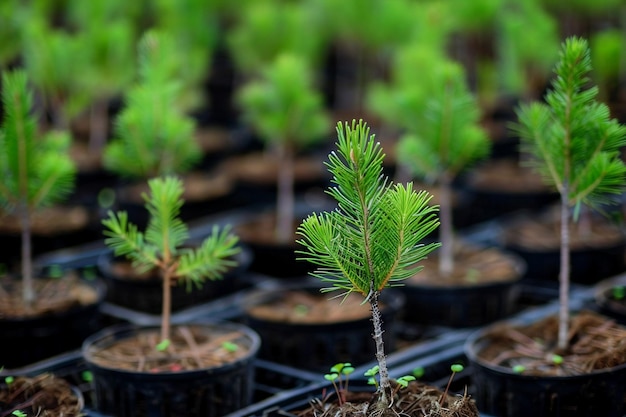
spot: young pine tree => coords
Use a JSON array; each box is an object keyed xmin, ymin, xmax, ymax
[
  {"xmin": 0, "ymin": 70, "xmax": 76, "ymax": 305},
  {"xmin": 514, "ymin": 37, "xmax": 626, "ymax": 351},
  {"xmin": 102, "ymin": 176, "xmax": 240, "ymax": 343},
  {"xmin": 297, "ymin": 120, "xmax": 440, "ymax": 409},
  {"xmin": 237, "ymin": 52, "xmax": 330, "ymax": 244}
]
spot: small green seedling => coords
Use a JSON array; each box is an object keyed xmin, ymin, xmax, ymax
[
  {"xmin": 81, "ymin": 370, "xmax": 93, "ymax": 383},
  {"xmin": 612, "ymin": 286, "xmax": 626, "ymax": 300},
  {"xmin": 156, "ymin": 339, "xmax": 171, "ymax": 352},
  {"xmin": 324, "ymin": 363, "xmax": 355, "ymax": 405},
  {"xmin": 364, "ymin": 365, "xmax": 380, "ymax": 388},
  {"xmin": 512, "ymin": 365, "xmax": 526, "ymax": 374},
  {"xmin": 439, "ymin": 364, "xmax": 464, "ymax": 405},
  {"xmin": 412, "ymin": 366, "xmax": 425, "ymax": 379},
  {"xmin": 4, "ymin": 376, "xmax": 14, "ymax": 385},
  {"xmin": 551, "ymin": 354, "xmax": 564, "ymax": 366},
  {"xmin": 12, "ymin": 411, "xmax": 27, "ymax": 417},
  {"xmin": 222, "ymin": 342, "xmax": 239, "ymax": 353}
]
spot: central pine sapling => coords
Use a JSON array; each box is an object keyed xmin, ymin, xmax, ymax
[
  {"xmin": 102, "ymin": 176, "xmax": 240, "ymax": 343},
  {"xmin": 514, "ymin": 37, "xmax": 626, "ymax": 351},
  {"xmin": 297, "ymin": 120, "xmax": 440, "ymax": 408},
  {"xmin": 0, "ymin": 70, "xmax": 76, "ymax": 305}
]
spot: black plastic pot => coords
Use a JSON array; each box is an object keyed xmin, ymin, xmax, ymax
[
  {"xmin": 239, "ymin": 281, "xmax": 404, "ymax": 373},
  {"xmin": 465, "ymin": 310, "xmax": 626, "ymax": 417},
  {"xmin": 0, "ymin": 277, "xmax": 106, "ymax": 369},
  {"xmin": 82, "ymin": 322, "xmax": 261, "ymax": 417},
  {"xmin": 97, "ymin": 244, "xmax": 252, "ymax": 314}
]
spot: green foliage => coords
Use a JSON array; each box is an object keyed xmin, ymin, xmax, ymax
[
  {"xmin": 103, "ymin": 31, "xmax": 201, "ymax": 179},
  {"xmin": 102, "ymin": 176, "xmax": 240, "ymax": 292},
  {"xmin": 515, "ymin": 37, "xmax": 626, "ymax": 211},
  {"xmin": 590, "ymin": 29, "xmax": 624, "ymax": 101},
  {"xmin": 297, "ymin": 120, "xmax": 440, "ymax": 297},
  {"xmin": 0, "ymin": 70, "xmax": 76, "ymax": 212},
  {"xmin": 385, "ymin": 53, "xmax": 490, "ymax": 183},
  {"xmin": 237, "ymin": 52, "xmax": 330, "ymax": 149},
  {"xmin": 21, "ymin": 18, "xmax": 85, "ymax": 124},
  {"xmin": 227, "ymin": 0, "xmax": 328, "ymax": 76}
]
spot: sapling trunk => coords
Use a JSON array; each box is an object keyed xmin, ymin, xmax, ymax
[
  {"xmin": 19, "ymin": 202, "xmax": 34, "ymax": 305},
  {"xmin": 89, "ymin": 99, "xmax": 109, "ymax": 153},
  {"xmin": 558, "ymin": 188, "xmax": 571, "ymax": 351},
  {"xmin": 438, "ymin": 174, "xmax": 454, "ymax": 277},
  {"xmin": 370, "ymin": 289, "xmax": 392, "ymax": 407},
  {"xmin": 161, "ymin": 269, "xmax": 173, "ymax": 343},
  {"xmin": 276, "ymin": 142, "xmax": 295, "ymax": 244}
]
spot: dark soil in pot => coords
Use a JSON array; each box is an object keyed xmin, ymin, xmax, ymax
[
  {"xmin": 459, "ymin": 158, "xmax": 559, "ymax": 224},
  {"xmin": 277, "ymin": 380, "xmax": 478, "ymax": 417},
  {"xmin": 500, "ymin": 206, "xmax": 626, "ymax": 284},
  {"xmin": 403, "ymin": 243, "xmax": 524, "ymax": 327},
  {"xmin": 82, "ymin": 322, "xmax": 260, "ymax": 417},
  {"xmin": 0, "ymin": 274, "xmax": 105, "ymax": 369},
  {"xmin": 241, "ymin": 283, "xmax": 404, "ymax": 372},
  {"xmin": 465, "ymin": 309, "xmax": 626, "ymax": 416},
  {"xmin": 0, "ymin": 373, "xmax": 84, "ymax": 417}
]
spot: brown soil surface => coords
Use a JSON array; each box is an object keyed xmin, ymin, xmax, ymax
[
  {"xmin": 0, "ymin": 274, "xmax": 99, "ymax": 318},
  {"xmin": 467, "ymin": 158, "xmax": 553, "ymax": 193},
  {"xmin": 246, "ymin": 290, "xmax": 375, "ymax": 324},
  {"xmin": 294, "ymin": 380, "xmax": 478, "ymax": 417},
  {"xmin": 85, "ymin": 325, "xmax": 251, "ymax": 373},
  {"xmin": 235, "ymin": 212, "xmax": 301, "ymax": 246},
  {"xmin": 0, "ymin": 374, "xmax": 83, "ymax": 417},
  {"xmin": 503, "ymin": 206, "xmax": 625, "ymax": 250},
  {"xmin": 0, "ymin": 206, "xmax": 90, "ymax": 235},
  {"xmin": 475, "ymin": 310, "xmax": 626, "ymax": 376},
  {"xmin": 119, "ymin": 170, "xmax": 233, "ymax": 204},
  {"xmin": 219, "ymin": 151, "xmax": 327, "ymax": 185},
  {"xmin": 408, "ymin": 244, "xmax": 521, "ymax": 287}
]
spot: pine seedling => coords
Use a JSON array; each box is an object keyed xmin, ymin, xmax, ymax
[
  {"xmin": 237, "ymin": 52, "xmax": 330, "ymax": 244},
  {"xmin": 0, "ymin": 70, "xmax": 76, "ymax": 305},
  {"xmin": 514, "ymin": 37, "xmax": 626, "ymax": 350},
  {"xmin": 371, "ymin": 48, "xmax": 490, "ymax": 278},
  {"xmin": 102, "ymin": 176, "xmax": 240, "ymax": 344},
  {"xmin": 103, "ymin": 31, "xmax": 201, "ymax": 180},
  {"xmin": 297, "ymin": 120, "xmax": 440, "ymax": 409}
]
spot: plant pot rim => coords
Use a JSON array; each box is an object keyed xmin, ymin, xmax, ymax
[
  {"xmin": 82, "ymin": 321, "xmax": 261, "ymax": 377},
  {"xmin": 464, "ymin": 310, "xmax": 626, "ymax": 380},
  {"xmin": 238, "ymin": 279, "xmax": 405, "ymax": 327}
]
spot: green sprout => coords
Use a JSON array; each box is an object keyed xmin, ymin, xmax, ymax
[
  {"xmin": 222, "ymin": 341, "xmax": 239, "ymax": 353},
  {"xmin": 612, "ymin": 286, "xmax": 626, "ymax": 300},
  {"xmin": 324, "ymin": 363, "xmax": 355, "ymax": 406},
  {"xmin": 12, "ymin": 411, "xmax": 27, "ymax": 417},
  {"xmin": 156, "ymin": 339, "xmax": 171, "ymax": 352},
  {"xmin": 81, "ymin": 370, "xmax": 93, "ymax": 383},
  {"xmin": 552, "ymin": 354, "xmax": 564, "ymax": 366},
  {"xmin": 4, "ymin": 376, "xmax": 14, "ymax": 385},
  {"xmin": 412, "ymin": 367, "xmax": 425, "ymax": 379},
  {"xmin": 440, "ymin": 364, "xmax": 465, "ymax": 405},
  {"xmin": 364, "ymin": 365, "xmax": 380, "ymax": 388},
  {"xmin": 512, "ymin": 365, "xmax": 526, "ymax": 374},
  {"xmin": 395, "ymin": 375, "xmax": 416, "ymax": 389}
]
